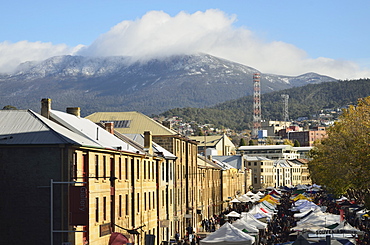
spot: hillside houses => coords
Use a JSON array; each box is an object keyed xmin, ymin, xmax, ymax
[{"xmin": 0, "ymin": 98, "xmax": 311, "ymax": 245}]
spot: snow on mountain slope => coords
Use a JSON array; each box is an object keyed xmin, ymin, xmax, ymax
[{"xmin": 0, "ymin": 53, "xmax": 336, "ymax": 115}]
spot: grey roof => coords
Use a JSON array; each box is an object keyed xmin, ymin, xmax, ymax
[
  {"xmin": 125, "ymin": 134, "xmax": 177, "ymax": 159},
  {"xmin": 212, "ymin": 155, "xmax": 243, "ymax": 169},
  {"xmin": 211, "ymin": 158, "xmax": 233, "ymax": 170},
  {"xmin": 293, "ymin": 147, "xmax": 313, "ymax": 151},
  {"xmin": 0, "ymin": 110, "xmax": 102, "ymax": 147},
  {"xmin": 50, "ymin": 109, "xmax": 143, "ymax": 153},
  {"xmin": 273, "ymin": 159, "xmax": 293, "ymax": 168},
  {"xmin": 197, "ymin": 155, "xmax": 222, "ymax": 169},
  {"xmin": 243, "ymin": 156, "xmax": 272, "ymax": 161},
  {"xmin": 238, "ymin": 145, "xmax": 295, "ymax": 151}
]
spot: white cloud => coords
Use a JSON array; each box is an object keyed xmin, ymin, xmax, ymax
[
  {"xmin": 0, "ymin": 40, "xmax": 83, "ymax": 73},
  {"xmin": 1, "ymin": 9, "xmax": 369, "ymax": 79}
]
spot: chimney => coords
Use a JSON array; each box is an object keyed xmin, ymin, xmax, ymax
[
  {"xmin": 66, "ymin": 107, "xmax": 81, "ymax": 117},
  {"xmin": 162, "ymin": 121, "xmax": 171, "ymax": 129},
  {"xmin": 144, "ymin": 131, "xmax": 153, "ymax": 155},
  {"xmin": 105, "ymin": 122, "xmax": 114, "ymax": 134},
  {"xmin": 41, "ymin": 98, "xmax": 51, "ymax": 119}
]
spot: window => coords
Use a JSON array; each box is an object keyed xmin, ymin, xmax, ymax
[
  {"xmin": 125, "ymin": 158, "xmax": 128, "ymax": 180},
  {"xmin": 144, "ymin": 160, "xmax": 147, "ymax": 180},
  {"xmin": 144, "ymin": 192, "xmax": 147, "ymax": 211},
  {"xmin": 152, "ymin": 161, "xmax": 155, "ymax": 180},
  {"xmin": 137, "ymin": 159, "xmax": 140, "ymax": 180},
  {"xmin": 162, "ymin": 190, "xmax": 165, "ymax": 207},
  {"xmin": 103, "ymin": 156, "xmax": 107, "ymax": 180},
  {"xmin": 95, "ymin": 197, "xmax": 99, "ymax": 222},
  {"xmin": 95, "ymin": 155, "xmax": 99, "ymax": 180},
  {"xmin": 254, "ymin": 162, "xmax": 257, "ymax": 166},
  {"xmin": 103, "ymin": 197, "xmax": 107, "ymax": 220},
  {"xmin": 72, "ymin": 152, "xmax": 78, "ymax": 181},
  {"xmin": 119, "ymin": 195, "xmax": 122, "ymax": 217},
  {"xmin": 170, "ymin": 162, "xmax": 173, "ymax": 180},
  {"xmin": 248, "ymin": 162, "xmax": 251, "ymax": 166},
  {"xmin": 153, "ymin": 191, "xmax": 155, "ymax": 209},
  {"xmin": 137, "ymin": 193, "xmax": 140, "ymax": 213},
  {"xmin": 118, "ymin": 158, "xmax": 122, "ymax": 180},
  {"xmin": 149, "ymin": 192, "xmax": 151, "ymax": 210},
  {"xmin": 125, "ymin": 194, "xmax": 129, "ymax": 215},
  {"xmin": 100, "ymin": 120, "xmax": 131, "ymax": 128},
  {"xmin": 162, "ymin": 162, "xmax": 165, "ymax": 181}
]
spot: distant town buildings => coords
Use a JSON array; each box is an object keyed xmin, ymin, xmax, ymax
[{"xmin": 0, "ymin": 98, "xmax": 313, "ymax": 245}]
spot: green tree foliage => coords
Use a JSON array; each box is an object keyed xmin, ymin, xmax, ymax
[
  {"xmin": 248, "ymin": 140, "xmax": 255, "ymax": 146},
  {"xmin": 2, "ymin": 105, "xmax": 17, "ymax": 110},
  {"xmin": 294, "ymin": 140, "xmax": 301, "ymax": 147},
  {"xmin": 283, "ymin": 139, "xmax": 294, "ymax": 146},
  {"xmin": 308, "ymin": 96, "xmax": 370, "ymax": 203},
  {"xmin": 159, "ymin": 79, "xmax": 370, "ymax": 132},
  {"xmin": 239, "ymin": 138, "xmax": 247, "ymax": 146}
]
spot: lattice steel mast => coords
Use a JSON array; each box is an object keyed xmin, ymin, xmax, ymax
[
  {"xmin": 281, "ymin": 94, "xmax": 289, "ymax": 129},
  {"xmin": 252, "ymin": 73, "xmax": 261, "ymax": 139}
]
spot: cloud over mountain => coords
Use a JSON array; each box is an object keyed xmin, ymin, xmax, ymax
[{"xmin": 0, "ymin": 9, "xmax": 369, "ymax": 79}]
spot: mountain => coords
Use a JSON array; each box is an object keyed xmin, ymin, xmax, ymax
[
  {"xmin": 160, "ymin": 79, "xmax": 370, "ymax": 131},
  {"xmin": 0, "ymin": 53, "xmax": 337, "ymax": 116}
]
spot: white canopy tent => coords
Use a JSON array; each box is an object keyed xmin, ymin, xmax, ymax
[
  {"xmin": 256, "ymin": 191, "xmax": 265, "ymax": 197},
  {"xmin": 241, "ymin": 212, "xmax": 268, "ymax": 229},
  {"xmin": 238, "ymin": 194, "xmax": 253, "ymax": 203},
  {"xmin": 248, "ymin": 205, "xmax": 273, "ymax": 219},
  {"xmin": 199, "ymin": 222, "xmax": 255, "ymax": 245},
  {"xmin": 231, "ymin": 219, "xmax": 259, "ymax": 234},
  {"xmin": 291, "ymin": 200, "xmax": 318, "ymax": 213},
  {"xmin": 226, "ymin": 211, "xmax": 241, "ymax": 218},
  {"xmin": 246, "ymin": 191, "xmax": 255, "ymax": 196},
  {"xmin": 297, "ymin": 209, "xmax": 340, "ymax": 227},
  {"xmin": 230, "ymin": 198, "xmax": 241, "ymax": 203}
]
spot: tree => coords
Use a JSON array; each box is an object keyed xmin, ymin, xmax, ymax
[
  {"xmin": 239, "ymin": 138, "xmax": 247, "ymax": 146},
  {"xmin": 283, "ymin": 139, "xmax": 294, "ymax": 146},
  {"xmin": 248, "ymin": 140, "xmax": 255, "ymax": 146},
  {"xmin": 309, "ymin": 96, "xmax": 370, "ymax": 203},
  {"xmin": 266, "ymin": 137, "xmax": 275, "ymax": 145},
  {"xmin": 294, "ymin": 140, "xmax": 301, "ymax": 147},
  {"xmin": 2, "ymin": 105, "xmax": 17, "ymax": 110}
]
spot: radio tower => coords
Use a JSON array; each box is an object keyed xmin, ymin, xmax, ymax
[
  {"xmin": 252, "ymin": 73, "xmax": 261, "ymax": 139},
  {"xmin": 281, "ymin": 94, "xmax": 289, "ymax": 129}
]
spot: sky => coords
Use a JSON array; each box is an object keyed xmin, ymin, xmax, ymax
[{"xmin": 1, "ymin": 0, "xmax": 370, "ymax": 79}]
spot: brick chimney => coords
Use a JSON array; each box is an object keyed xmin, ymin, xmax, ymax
[
  {"xmin": 41, "ymin": 98, "xmax": 51, "ymax": 119},
  {"xmin": 105, "ymin": 122, "xmax": 114, "ymax": 134},
  {"xmin": 66, "ymin": 107, "xmax": 81, "ymax": 117},
  {"xmin": 162, "ymin": 121, "xmax": 171, "ymax": 129},
  {"xmin": 144, "ymin": 131, "xmax": 153, "ymax": 155}
]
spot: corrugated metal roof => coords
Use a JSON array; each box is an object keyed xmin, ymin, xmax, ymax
[
  {"xmin": 189, "ymin": 136, "xmax": 222, "ymax": 147},
  {"xmin": 125, "ymin": 134, "xmax": 176, "ymax": 159},
  {"xmin": 212, "ymin": 155, "xmax": 243, "ymax": 169},
  {"xmin": 85, "ymin": 111, "xmax": 178, "ymax": 135},
  {"xmin": 50, "ymin": 110, "xmax": 142, "ymax": 153},
  {"xmin": 0, "ymin": 110, "xmax": 102, "ymax": 147},
  {"xmin": 211, "ymin": 158, "xmax": 233, "ymax": 170},
  {"xmin": 273, "ymin": 159, "xmax": 292, "ymax": 168},
  {"xmin": 197, "ymin": 155, "xmax": 222, "ymax": 169},
  {"xmin": 243, "ymin": 156, "xmax": 272, "ymax": 161}
]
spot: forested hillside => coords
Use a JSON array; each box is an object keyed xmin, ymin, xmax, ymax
[{"xmin": 158, "ymin": 79, "xmax": 370, "ymax": 131}]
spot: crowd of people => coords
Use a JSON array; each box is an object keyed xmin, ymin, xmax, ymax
[{"xmin": 174, "ymin": 189, "xmax": 370, "ymax": 245}]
